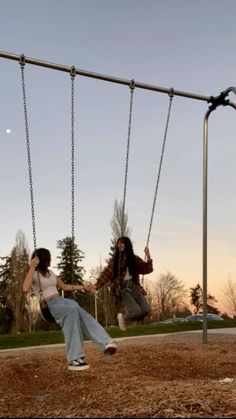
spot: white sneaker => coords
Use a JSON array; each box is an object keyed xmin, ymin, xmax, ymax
[
  {"xmin": 104, "ymin": 340, "xmax": 117, "ymax": 356},
  {"xmin": 117, "ymin": 313, "xmax": 127, "ymax": 331}
]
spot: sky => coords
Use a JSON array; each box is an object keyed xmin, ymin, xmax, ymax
[{"xmin": 0, "ymin": 0, "xmax": 235, "ymax": 315}]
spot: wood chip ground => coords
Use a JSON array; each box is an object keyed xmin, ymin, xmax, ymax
[{"xmin": 0, "ymin": 332, "xmax": 235, "ymax": 418}]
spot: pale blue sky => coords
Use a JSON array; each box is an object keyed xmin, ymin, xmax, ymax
[{"xmin": 0, "ymin": 0, "xmax": 235, "ymax": 313}]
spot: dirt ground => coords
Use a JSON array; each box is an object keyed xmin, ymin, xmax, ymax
[{"xmin": 0, "ymin": 332, "xmax": 235, "ymax": 418}]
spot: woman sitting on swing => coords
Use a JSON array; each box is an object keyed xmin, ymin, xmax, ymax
[
  {"xmin": 23, "ymin": 248, "xmax": 117, "ymax": 371},
  {"xmin": 93, "ymin": 236, "xmax": 153, "ymax": 331}
]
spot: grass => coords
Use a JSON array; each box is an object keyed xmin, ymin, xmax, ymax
[{"xmin": 0, "ymin": 319, "xmax": 235, "ymax": 350}]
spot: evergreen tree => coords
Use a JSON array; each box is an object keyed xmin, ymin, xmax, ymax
[
  {"xmin": 189, "ymin": 284, "xmax": 202, "ymax": 314},
  {"xmin": 189, "ymin": 283, "xmax": 219, "ymax": 314},
  {"xmin": 56, "ymin": 236, "xmax": 85, "ymax": 285},
  {"xmin": 56, "ymin": 236, "xmax": 94, "ymax": 309}
]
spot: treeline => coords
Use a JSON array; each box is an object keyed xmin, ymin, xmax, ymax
[
  {"xmin": 0, "ymin": 229, "xmax": 226, "ymax": 335},
  {"xmin": 1, "ymin": 198, "xmax": 235, "ymax": 333}
]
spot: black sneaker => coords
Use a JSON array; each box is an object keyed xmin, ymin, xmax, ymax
[{"xmin": 68, "ymin": 358, "xmax": 90, "ymax": 371}]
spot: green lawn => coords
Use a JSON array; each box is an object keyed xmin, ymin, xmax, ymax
[{"xmin": 0, "ymin": 319, "xmax": 235, "ymax": 350}]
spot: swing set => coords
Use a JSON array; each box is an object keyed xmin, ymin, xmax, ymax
[{"xmin": 0, "ymin": 51, "xmax": 235, "ymax": 342}]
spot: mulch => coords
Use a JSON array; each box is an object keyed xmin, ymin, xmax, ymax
[{"xmin": 0, "ymin": 332, "xmax": 235, "ymax": 418}]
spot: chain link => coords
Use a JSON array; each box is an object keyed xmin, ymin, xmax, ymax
[
  {"xmin": 121, "ymin": 79, "xmax": 135, "ymax": 237},
  {"xmin": 70, "ymin": 66, "xmax": 76, "ymax": 244},
  {"xmin": 70, "ymin": 66, "xmax": 76, "ymax": 283},
  {"xmin": 117, "ymin": 80, "xmax": 135, "ymax": 287},
  {"xmin": 20, "ymin": 56, "xmax": 37, "ymax": 251},
  {"xmin": 20, "ymin": 56, "xmax": 44, "ymax": 297},
  {"xmin": 146, "ymin": 88, "xmax": 174, "ymax": 249}
]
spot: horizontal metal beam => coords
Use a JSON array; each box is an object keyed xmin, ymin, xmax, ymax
[{"xmin": 0, "ymin": 50, "xmax": 210, "ymax": 102}]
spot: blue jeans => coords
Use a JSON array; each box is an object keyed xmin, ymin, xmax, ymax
[
  {"xmin": 119, "ymin": 281, "xmax": 150, "ymax": 323},
  {"xmin": 48, "ymin": 296, "xmax": 115, "ymax": 363}
]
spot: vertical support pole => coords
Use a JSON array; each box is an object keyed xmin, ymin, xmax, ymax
[
  {"xmin": 202, "ymin": 101, "xmax": 235, "ymax": 344},
  {"xmin": 202, "ymin": 109, "xmax": 211, "ymax": 344}
]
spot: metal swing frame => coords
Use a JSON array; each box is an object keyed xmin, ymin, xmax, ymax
[{"xmin": 1, "ymin": 50, "xmax": 235, "ymax": 343}]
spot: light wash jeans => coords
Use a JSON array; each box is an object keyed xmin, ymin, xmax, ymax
[
  {"xmin": 119, "ymin": 281, "xmax": 150, "ymax": 323},
  {"xmin": 48, "ymin": 296, "xmax": 115, "ymax": 363}
]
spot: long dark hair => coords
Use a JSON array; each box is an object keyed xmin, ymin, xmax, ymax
[
  {"xmin": 32, "ymin": 248, "xmax": 51, "ymax": 276},
  {"xmin": 113, "ymin": 237, "xmax": 137, "ymax": 278}
]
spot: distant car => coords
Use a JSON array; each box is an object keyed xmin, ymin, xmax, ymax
[
  {"xmin": 185, "ymin": 313, "xmax": 224, "ymax": 322},
  {"xmin": 158, "ymin": 317, "xmax": 187, "ymax": 324}
]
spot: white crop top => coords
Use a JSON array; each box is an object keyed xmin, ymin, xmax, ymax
[
  {"xmin": 32, "ymin": 270, "xmax": 59, "ymax": 300},
  {"xmin": 123, "ymin": 268, "xmax": 132, "ymax": 281}
]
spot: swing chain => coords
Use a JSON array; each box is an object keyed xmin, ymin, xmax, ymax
[
  {"xmin": 70, "ymin": 66, "xmax": 77, "ymax": 284},
  {"xmin": 121, "ymin": 79, "xmax": 135, "ymax": 236},
  {"xmin": 146, "ymin": 87, "xmax": 175, "ymax": 249},
  {"xmin": 117, "ymin": 79, "xmax": 136, "ymax": 290},
  {"xmin": 19, "ymin": 56, "xmax": 46, "ymax": 303},
  {"xmin": 70, "ymin": 66, "xmax": 76, "ymax": 244},
  {"xmin": 19, "ymin": 55, "xmax": 37, "ymax": 251}
]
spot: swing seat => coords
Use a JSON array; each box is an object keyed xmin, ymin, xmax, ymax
[{"xmin": 40, "ymin": 299, "xmax": 56, "ymax": 323}]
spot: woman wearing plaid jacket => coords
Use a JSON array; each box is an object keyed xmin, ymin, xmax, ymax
[{"xmin": 94, "ymin": 236, "xmax": 153, "ymax": 331}]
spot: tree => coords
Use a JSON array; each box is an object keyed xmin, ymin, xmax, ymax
[
  {"xmin": 56, "ymin": 236, "xmax": 88, "ymax": 306},
  {"xmin": 24, "ymin": 293, "xmax": 40, "ymax": 332},
  {"xmin": 0, "ymin": 256, "xmax": 12, "ymax": 333},
  {"xmin": 89, "ymin": 267, "xmax": 100, "ymax": 320},
  {"xmin": 89, "ymin": 265, "xmax": 117, "ymax": 326},
  {"xmin": 189, "ymin": 283, "xmax": 219, "ymax": 314},
  {"xmin": 174, "ymin": 305, "xmax": 192, "ymax": 318},
  {"xmin": 189, "ymin": 284, "xmax": 202, "ymax": 314},
  {"xmin": 0, "ymin": 256, "xmax": 11, "ymax": 307},
  {"xmin": 109, "ymin": 199, "xmax": 132, "ymax": 258},
  {"xmin": 56, "ymin": 236, "xmax": 85, "ymax": 284},
  {"xmin": 153, "ymin": 271, "xmax": 188, "ymax": 321},
  {"xmin": 222, "ymin": 277, "xmax": 236, "ymax": 316},
  {"xmin": 4, "ymin": 230, "xmax": 30, "ymax": 333}
]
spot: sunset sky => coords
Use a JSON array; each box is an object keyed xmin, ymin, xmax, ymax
[{"xmin": 0, "ymin": 0, "xmax": 236, "ymax": 315}]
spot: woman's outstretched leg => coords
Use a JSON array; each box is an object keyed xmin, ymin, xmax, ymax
[
  {"xmin": 77, "ymin": 305, "xmax": 117, "ymax": 355},
  {"xmin": 48, "ymin": 297, "xmax": 90, "ymax": 369}
]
